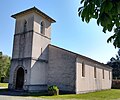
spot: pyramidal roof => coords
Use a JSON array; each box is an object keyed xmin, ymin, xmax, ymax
[{"xmin": 11, "ymin": 7, "xmax": 56, "ymax": 23}]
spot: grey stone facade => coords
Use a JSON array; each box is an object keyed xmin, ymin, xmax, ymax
[{"xmin": 48, "ymin": 45, "xmax": 76, "ymax": 93}]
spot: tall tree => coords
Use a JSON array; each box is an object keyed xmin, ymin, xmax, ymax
[
  {"xmin": 0, "ymin": 52, "xmax": 2, "ymax": 79},
  {"xmin": 0, "ymin": 52, "xmax": 11, "ymax": 80},
  {"xmin": 107, "ymin": 49, "xmax": 120, "ymax": 79},
  {"xmin": 78, "ymin": 0, "xmax": 120, "ymax": 48}
]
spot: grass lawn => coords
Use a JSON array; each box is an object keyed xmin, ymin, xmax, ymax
[
  {"xmin": 26, "ymin": 89, "xmax": 120, "ymax": 100},
  {"xmin": 0, "ymin": 83, "xmax": 8, "ymax": 87},
  {"xmin": 0, "ymin": 85, "xmax": 120, "ymax": 100}
]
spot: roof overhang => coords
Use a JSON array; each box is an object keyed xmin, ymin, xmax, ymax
[{"xmin": 11, "ymin": 7, "xmax": 56, "ymax": 23}]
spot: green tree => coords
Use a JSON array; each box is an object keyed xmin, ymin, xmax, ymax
[
  {"xmin": 0, "ymin": 52, "xmax": 11, "ymax": 80},
  {"xmin": 0, "ymin": 52, "xmax": 2, "ymax": 79},
  {"xmin": 78, "ymin": 0, "xmax": 120, "ymax": 48},
  {"xmin": 107, "ymin": 49, "xmax": 120, "ymax": 79}
]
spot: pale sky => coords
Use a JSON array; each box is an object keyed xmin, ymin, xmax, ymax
[{"xmin": 0, "ymin": 0, "xmax": 118, "ymax": 63}]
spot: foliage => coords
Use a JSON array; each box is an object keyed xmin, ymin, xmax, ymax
[
  {"xmin": 78, "ymin": 0, "xmax": 120, "ymax": 48},
  {"xmin": 107, "ymin": 49, "xmax": 120, "ymax": 79},
  {"xmin": 48, "ymin": 85, "xmax": 59, "ymax": 91},
  {"xmin": 48, "ymin": 85, "xmax": 59, "ymax": 95},
  {"xmin": 0, "ymin": 83, "xmax": 8, "ymax": 87},
  {"xmin": 0, "ymin": 52, "xmax": 11, "ymax": 79}
]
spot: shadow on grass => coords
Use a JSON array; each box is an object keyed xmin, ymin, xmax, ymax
[
  {"xmin": 0, "ymin": 88, "xmax": 70, "ymax": 97},
  {"xmin": 0, "ymin": 88, "xmax": 49, "ymax": 97}
]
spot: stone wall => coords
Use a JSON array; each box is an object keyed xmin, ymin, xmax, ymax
[
  {"xmin": 9, "ymin": 11, "xmax": 52, "ymax": 91},
  {"xmin": 12, "ymin": 32, "xmax": 33, "ymax": 59},
  {"xmin": 8, "ymin": 59, "xmax": 31, "ymax": 90},
  {"xmin": 48, "ymin": 45, "xmax": 76, "ymax": 93},
  {"xmin": 15, "ymin": 13, "xmax": 34, "ymax": 34},
  {"xmin": 30, "ymin": 59, "xmax": 48, "ymax": 85}
]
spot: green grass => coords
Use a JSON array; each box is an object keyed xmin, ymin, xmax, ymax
[
  {"xmin": 0, "ymin": 83, "xmax": 8, "ymax": 87},
  {"xmin": 0, "ymin": 86, "xmax": 120, "ymax": 100},
  {"xmin": 26, "ymin": 89, "xmax": 120, "ymax": 100}
]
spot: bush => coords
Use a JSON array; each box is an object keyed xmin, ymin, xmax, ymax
[{"xmin": 48, "ymin": 85, "xmax": 59, "ymax": 95}]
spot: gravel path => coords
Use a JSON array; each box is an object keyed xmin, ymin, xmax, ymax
[
  {"xmin": 0, "ymin": 88, "xmax": 79, "ymax": 100},
  {"xmin": 0, "ymin": 88, "xmax": 48, "ymax": 100},
  {"xmin": 0, "ymin": 95, "xmax": 47, "ymax": 100}
]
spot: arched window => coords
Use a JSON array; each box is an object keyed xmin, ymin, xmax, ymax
[
  {"xmin": 40, "ymin": 21, "xmax": 45, "ymax": 35},
  {"xmin": 24, "ymin": 20, "xmax": 27, "ymax": 32}
]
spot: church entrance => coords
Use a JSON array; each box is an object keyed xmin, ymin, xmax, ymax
[{"xmin": 15, "ymin": 67, "xmax": 24, "ymax": 90}]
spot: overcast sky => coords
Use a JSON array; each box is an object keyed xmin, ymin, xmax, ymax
[{"xmin": 0, "ymin": 0, "xmax": 118, "ymax": 63}]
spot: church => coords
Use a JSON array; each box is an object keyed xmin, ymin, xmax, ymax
[{"xmin": 9, "ymin": 7, "xmax": 112, "ymax": 94}]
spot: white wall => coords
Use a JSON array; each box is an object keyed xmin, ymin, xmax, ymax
[
  {"xmin": 32, "ymin": 32, "xmax": 50, "ymax": 59},
  {"xmin": 33, "ymin": 13, "xmax": 51, "ymax": 38},
  {"xmin": 76, "ymin": 57, "xmax": 112, "ymax": 94},
  {"xmin": 30, "ymin": 60, "xmax": 47, "ymax": 84},
  {"xmin": 31, "ymin": 12, "xmax": 51, "ymax": 60},
  {"xmin": 30, "ymin": 13, "xmax": 51, "ymax": 85}
]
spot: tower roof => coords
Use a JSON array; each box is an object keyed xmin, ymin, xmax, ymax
[{"xmin": 11, "ymin": 7, "xmax": 56, "ymax": 23}]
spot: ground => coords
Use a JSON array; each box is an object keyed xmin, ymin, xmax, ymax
[
  {"xmin": 0, "ymin": 83, "xmax": 120, "ymax": 100},
  {"xmin": 0, "ymin": 95, "xmax": 46, "ymax": 100}
]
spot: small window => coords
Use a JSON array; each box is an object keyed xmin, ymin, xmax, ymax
[
  {"xmin": 94, "ymin": 67, "xmax": 96, "ymax": 78},
  {"xmin": 103, "ymin": 69, "xmax": 104, "ymax": 79},
  {"xmin": 40, "ymin": 21, "xmax": 45, "ymax": 35},
  {"xmin": 109, "ymin": 71, "xmax": 110, "ymax": 80},
  {"xmin": 41, "ymin": 48, "xmax": 42, "ymax": 54},
  {"xmin": 24, "ymin": 20, "xmax": 27, "ymax": 32},
  {"xmin": 82, "ymin": 62, "xmax": 85, "ymax": 77}
]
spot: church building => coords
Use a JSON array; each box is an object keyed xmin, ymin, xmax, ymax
[{"xmin": 9, "ymin": 7, "xmax": 112, "ymax": 94}]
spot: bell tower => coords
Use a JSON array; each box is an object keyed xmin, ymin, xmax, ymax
[{"xmin": 9, "ymin": 7, "xmax": 55, "ymax": 91}]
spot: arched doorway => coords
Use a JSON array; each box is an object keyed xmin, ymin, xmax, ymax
[{"xmin": 15, "ymin": 67, "xmax": 24, "ymax": 90}]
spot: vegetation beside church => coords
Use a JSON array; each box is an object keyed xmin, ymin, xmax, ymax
[
  {"xmin": 107, "ymin": 49, "xmax": 120, "ymax": 88},
  {"xmin": 48, "ymin": 85, "xmax": 59, "ymax": 95},
  {"xmin": 78, "ymin": 0, "xmax": 120, "ymax": 48},
  {"xmin": 107, "ymin": 49, "xmax": 120, "ymax": 79},
  {"xmin": 0, "ymin": 52, "xmax": 11, "ymax": 82}
]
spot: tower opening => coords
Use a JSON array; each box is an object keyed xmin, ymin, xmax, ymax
[{"xmin": 40, "ymin": 21, "xmax": 45, "ymax": 35}]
